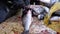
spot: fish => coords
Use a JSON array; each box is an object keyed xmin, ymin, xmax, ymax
[
  {"xmin": 40, "ymin": 0, "xmax": 58, "ymax": 7},
  {"xmin": 22, "ymin": 9, "xmax": 32, "ymax": 34},
  {"xmin": 32, "ymin": 6, "xmax": 45, "ymax": 15},
  {"xmin": 50, "ymin": 16, "xmax": 60, "ymax": 21},
  {"xmin": 37, "ymin": 6, "xmax": 49, "ymax": 20},
  {"xmin": 40, "ymin": 0, "xmax": 50, "ymax": 4},
  {"xmin": 50, "ymin": 10, "xmax": 60, "ymax": 21},
  {"xmin": 30, "ymin": 6, "xmax": 49, "ymax": 20},
  {"xmin": 38, "ymin": 14, "xmax": 44, "ymax": 20}
]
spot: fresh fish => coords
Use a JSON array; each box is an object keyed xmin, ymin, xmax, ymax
[
  {"xmin": 37, "ymin": 6, "xmax": 49, "ymax": 20},
  {"xmin": 30, "ymin": 5, "xmax": 49, "ymax": 16},
  {"xmin": 40, "ymin": 0, "xmax": 58, "ymax": 7},
  {"xmin": 43, "ymin": 6, "xmax": 49, "ymax": 13},
  {"xmin": 22, "ymin": 9, "xmax": 32, "ymax": 34},
  {"xmin": 40, "ymin": 0, "xmax": 58, "ymax": 4},
  {"xmin": 38, "ymin": 14, "xmax": 44, "ymax": 20},
  {"xmin": 40, "ymin": 0, "xmax": 50, "ymax": 4},
  {"xmin": 50, "ymin": 16, "xmax": 60, "ymax": 21},
  {"xmin": 32, "ymin": 6, "xmax": 45, "ymax": 16}
]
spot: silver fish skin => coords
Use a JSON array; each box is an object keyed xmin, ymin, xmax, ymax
[
  {"xmin": 50, "ymin": 16, "xmax": 60, "ymax": 21},
  {"xmin": 22, "ymin": 10, "xmax": 32, "ymax": 31},
  {"xmin": 40, "ymin": 0, "xmax": 57, "ymax": 4}
]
